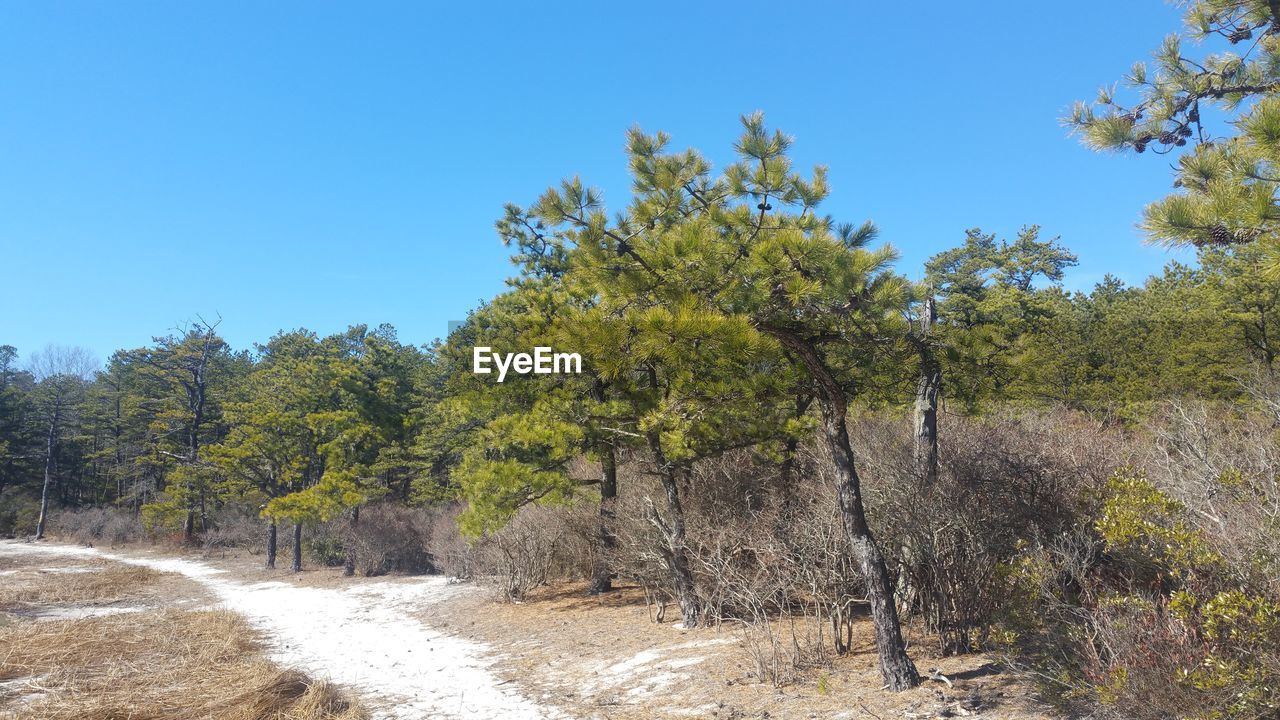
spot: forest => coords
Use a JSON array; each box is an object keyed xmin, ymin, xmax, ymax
[{"xmin": 3, "ymin": 2, "xmax": 1280, "ymax": 719}]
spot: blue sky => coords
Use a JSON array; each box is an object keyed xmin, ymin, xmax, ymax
[{"xmin": 1, "ymin": 1, "xmax": 1191, "ymax": 363}]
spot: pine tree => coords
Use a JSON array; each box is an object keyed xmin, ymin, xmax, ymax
[
  {"xmin": 209, "ymin": 327, "xmax": 386, "ymax": 571},
  {"xmin": 0, "ymin": 346, "xmax": 37, "ymax": 503},
  {"xmin": 508, "ymin": 113, "xmax": 923, "ymax": 690},
  {"xmin": 923, "ymin": 226, "xmax": 1078, "ymax": 408},
  {"xmin": 130, "ymin": 320, "xmax": 240, "ymax": 541},
  {"xmin": 1068, "ymin": 0, "xmax": 1280, "ymax": 272},
  {"xmin": 26, "ymin": 345, "xmax": 97, "ymax": 539}
]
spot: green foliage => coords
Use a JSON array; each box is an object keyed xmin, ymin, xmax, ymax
[
  {"xmin": 140, "ymin": 500, "xmax": 187, "ymax": 532},
  {"xmin": 207, "ymin": 326, "xmax": 416, "ymax": 528},
  {"xmin": 0, "ymin": 490, "xmax": 41, "ymax": 537},
  {"xmin": 0, "ymin": 346, "xmax": 38, "ymax": 501},
  {"xmin": 924, "ymin": 226, "xmax": 1078, "ymax": 408},
  {"xmin": 1, "ymin": 96, "xmax": 1278, "ymax": 713},
  {"xmin": 1071, "ymin": 0, "xmax": 1280, "ymax": 271},
  {"xmin": 1007, "ymin": 468, "xmax": 1280, "ymax": 719},
  {"xmin": 1096, "ymin": 473, "xmax": 1220, "ymax": 575},
  {"xmin": 306, "ymin": 534, "xmax": 348, "ymax": 567},
  {"xmin": 425, "ymin": 280, "xmax": 606, "ymax": 534}
]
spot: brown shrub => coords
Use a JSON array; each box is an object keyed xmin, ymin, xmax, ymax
[
  {"xmin": 201, "ymin": 504, "xmax": 265, "ymax": 556},
  {"xmin": 50, "ymin": 507, "xmax": 147, "ymax": 546},
  {"xmin": 1144, "ymin": 397, "xmax": 1280, "ymax": 583},
  {"xmin": 849, "ymin": 408, "xmax": 1131, "ymax": 655},
  {"xmin": 470, "ymin": 503, "xmax": 596, "ymax": 601},
  {"xmin": 426, "ymin": 503, "xmax": 475, "ymax": 580},
  {"xmin": 344, "ymin": 503, "xmax": 437, "ymax": 576}
]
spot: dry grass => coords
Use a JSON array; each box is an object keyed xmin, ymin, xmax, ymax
[
  {"xmin": 0, "ymin": 608, "xmax": 366, "ymax": 720},
  {"xmin": 0, "ymin": 563, "xmax": 161, "ymax": 611},
  {"xmin": 0, "ymin": 547, "xmax": 365, "ymax": 720}
]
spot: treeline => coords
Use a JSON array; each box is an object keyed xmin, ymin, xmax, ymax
[
  {"xmin": 0, "ymin": 324, "xmax": 433, "ymax": 567},
  {"xmin": 0, "ymin": 237, "xmax": 1259, "ymax": 514},
  {"xmin": 2, "ymin": 219, "xmax": 1273, "ymax": 552}
]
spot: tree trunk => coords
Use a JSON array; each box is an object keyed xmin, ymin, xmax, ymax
[
  {"xmin": 265, "ymin": 521, "xmax": 277, "ymax": 569},
  {"xmin": 343, "ymin": 507, "xmax": 360, "ymax": 577},
  {"xmin": 913, "ymin": 364, "xmax": 940, "ymax": 481},
  {"xmin": 35, "ymin": 412, "xmax": 58, "ymax": 540},
  {"xmin": 291, "ymin": 523, "xmax": 303, "ymax": 572},
  {"xmin": 589, "ymin": 443, "xmax": 619, "ymax": 595},
  {"xmin": 818, "ymin": 392, "xmax": 921, "ymax": 690},
  {"xmin": 657, "ymin": 469, "xmax": 700, "ymax": 628},
  {"xmin": 913, "ymin": 296, "xmax": 941, "ymax": 484},
  {"xmin": 777, "ymin": 393, "xmax": 813, "ymax": 507},
  {"xmin": 766, "ymin": 327, "xmax": 920, "ymax": 691},
  {"xmin": 114, "ymin": 394, "xmax": 124, "ymax": 503},
  {"xmin": 647, "ymin": 434, "xmax": 700, "ymax": 628}
]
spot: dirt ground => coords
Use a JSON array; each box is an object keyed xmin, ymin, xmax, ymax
[{"xmin": 425, "ymin": 580, "xmax": 1060, "ymax": 720}]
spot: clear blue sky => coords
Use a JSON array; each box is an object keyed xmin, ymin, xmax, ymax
[{"xmin": 1, "ymin": 1, "xmax": 1192, "ymax": 363}]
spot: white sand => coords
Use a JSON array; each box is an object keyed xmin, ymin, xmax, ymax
[{"xmin": 0, "ymin": 540, "xmax": 556, "ymax": 720}]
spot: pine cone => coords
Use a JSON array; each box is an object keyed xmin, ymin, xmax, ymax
[
  {"xmin": 1135, "ymin": 141, "xmax": 1148, "ymax": 154},
  {"xmin": 1175, "ymin": 138, "xmax": 1188, "ymax": 147},
  {"xmin": 1229, "ymin": 28, "xmax": 1253, "ymax": 43},
  {"xmin": 1233, "ymin": 227, "xmax": 1261, "ymax": 243},
  {"xmin": 1179, "ymin": 125, "xmax": 1193, "ymax": 138},
  {"xmin": 1208, "ymin": 224, "xmax": 1232, "ymax": 246},
  {"xmin": 1159, "ymin": 131, "xmax": 1178, "ymax": 145}
]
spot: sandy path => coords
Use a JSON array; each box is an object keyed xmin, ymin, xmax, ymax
[{"xmin": 0, "ymin": 540, "xmax": 556, "ymax": 720}]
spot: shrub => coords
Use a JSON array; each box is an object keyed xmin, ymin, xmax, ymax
[
  {"xmin": 51, "ymin": 507, "xmax": 146, "ymax": 546},
  {"xmin": 304, "ymin": 529, "xmax": 346, "ymax": 567},
  {"xmin": 854, "ymin": 409, "xmax": 1126, "ymax": 655},
  {"xmin": 0, "ymin": 490, "xmax": 41, "ymax": 538},
  {"xmin": 610, "ymin": 446, "xmax": 864, "ymax": 669},
  {"xmin": 345, "ymin": 504, "xmax": 436, "ymax": 576},
  {"xmin": 427, "ymin": 504, "xmax": 475, "ymax": 580},
  {"xmin": 200, "ymin": 504, "xmax": 263, "ymax": 555},
  {"xmin": 1007, "ymin": 469, "xmax": 1280, "ymax": 720},
  {"xmin": 470, "ymin": 503, "xmax": 594, "ymax": 601},
  {"xmin": 139, "ymin": 499, "xmax": 187, "ymax": 535}
]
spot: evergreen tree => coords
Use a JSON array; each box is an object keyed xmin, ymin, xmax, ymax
[
  {"xmin": 1069, "ymin": 0, "xmax": 1280, "ymax": 270},
  {"xmin": 130, "ymin": 320, "xmax": 242, "ymax": 541},
  {"xmin": 26, "ymin": 345, "xmax": 97, "ymax": 539},
  {"xmin": 924, "ymin": 226, "xmax": 1078, "ymax": 408},
  {"xmin": 506, "ymin": 114, "xmax": 922, "ymax": 689},
  {"xmin": 1202, "ymin": 244, "xmax": 1280, "ymax": 368},
  {"xmin": 0, "ymin": 346, "xmax": 37, "ymax": 502},
  {"xmin": 80, "ymin": 354, "xmax": 156, "ymax": 511},
  {"xmin": 210, "ymin": 327, "xmax": 387, "ymax": 571},
  {"xmin": 435, "ymin": 212, "xmax": 638, "ymax": 595}
]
